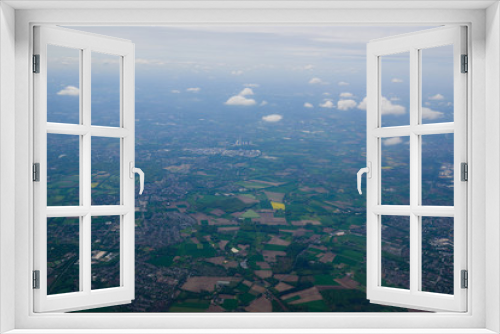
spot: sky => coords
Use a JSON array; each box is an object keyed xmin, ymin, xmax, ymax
[{"xmin": 48, "ymin": 25, "xmax": 455, "ymax": 128}]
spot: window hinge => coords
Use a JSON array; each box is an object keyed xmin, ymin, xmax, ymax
[
  {"xmin": 33, "ymin": 163, "xmax": 40, "ymax": 182},
  {"xmin": 461, "ymin": 270, "xmax": 468, "ymax": 289},
  {"xmin": 461, "ymin": 54, "xmax": 468, "ymax": 73},
  {"xmin": 33, "ymin": 54, "xmax": 40, "ymax": 73},
  {"xmin": 461, "ymin": 162, "xmax": 468, "ymax": 181},
  {"xmin": 33, "ymin": 270, "xmax": 40, "ymax": 289}
]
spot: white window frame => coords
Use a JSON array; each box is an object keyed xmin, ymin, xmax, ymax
[
  {"xmin": 1, "ymin": 2, "xmax": 498, "ymax": 333},
  {"xmin": 366, "ymin": 26, "xmax": 468, "ymax": 312},
  {"xmin": 33, "ymin": 25, "xmax": 136, "ymax": 313}
]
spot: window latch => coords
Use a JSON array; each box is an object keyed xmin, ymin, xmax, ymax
[
  {"xmin": 129, "ymin": 162, "xmax": 145, "ymax": 195},
  {"xmin": 357, "ymin": 162, "xmax": 372, "ymax": 195}
]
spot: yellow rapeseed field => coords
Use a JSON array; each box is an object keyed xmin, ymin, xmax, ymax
[{"xmin": 271, "ymin": 201, "xmax": 285, "ymax": 211}]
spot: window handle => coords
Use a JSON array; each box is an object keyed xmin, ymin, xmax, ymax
[
  {"xmin": 357, "ymin": 162, "xmax": 372, "ymax": 195},
  {"xmin": 129, "ymin": 162, "xmax": 145, "ymax": 195}
]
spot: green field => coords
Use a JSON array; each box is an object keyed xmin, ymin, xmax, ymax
[{"xmin": 169, "ymin": 300, "xmax": 210, "ymax": 312}]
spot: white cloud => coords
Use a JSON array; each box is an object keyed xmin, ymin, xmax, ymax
[
  {"xmin": 391, "ymin": 78, "xmax": 403, "ymax": 83},
  {"xmin": 357, "ymin": 96, "xmax": 405, "ymax": 116},
  {"xmin": 231, "ymin": 70, "xmax": 244, "ymax": 76},
  {"xmin": 337, "ymin": 99, "xmax": 357, "ymax": 111},
  {"xmin": 383, "ymin": 137, "xmax": 403, "ymax": 146},
  {"xmin": 381, "ymin": 98, "xmax": 405, "ymax": 115},
  {"xmin": 319, "ymin": 100, "xmax": 335, "ymax": 109},
  {"xmin": 309, "ymin": 77, "xmax": 328, "ymax": 85},
  {"xmin": 260, "ymin": 101, "xmax": 268, "ymax": 106},
  {"xmin": 57, "ymin": 86, "xmax": 79, "ymax": 96},
  {"xmin": 136, "ymin": 58, "xmax": 153, "ymax": 64},
  {"xmin": 171, "ymin": 90, "xmax": 181, "ymax": 94},
  {"xmin": 225, "ymin": 95, "xmax": 256, "ymax": 106},
  {"xmin": 262, "ymin": 114, "xmax": 283, "ymax": 122},
  {"xmin": 304, "ymin": 102, "xmax": 314, "ymax": 108},
  {"xmin": 357, "ymin": 98, "xmax": 367, "ymax": 110},
  {"xmin": 294, "ymin": 64, "xmax": 316, "ymax": 71},
  {"xmin": 186, "ymin": 87, "xmax": 200, "ymax": 93},
  {"xmin": 390, "ymin": 97, "xmax": 400, "ymax": 101},
  {"xmin": 422, "ymin": 107, "xmax": 444, "ymax": 120},
  {"xmin": 339, "ymin": 92, "xmax": 353, "ymax": 98},
  {"xmin": 239, "ymin": 88, "xmax": 254, "ymax": 96},
  {"xmin": 338, "ymin": 81, "xmax": 349, "ymax": 86},
  {"xmin": 429, "ymin": 93, "xmax": 445, "ymax": 100},
  {"xmin": 135, "ymin": 58, "xmax": 165, "ymax": 66},
  {"xmin": 244, "ymin": 83, "xmax": 259, "ymax": 88}
]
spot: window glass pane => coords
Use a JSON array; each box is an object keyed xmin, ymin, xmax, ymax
[
  {"xmin": 381, "ymin": 136, "xmax": 410, "ymax": 205},
  {"xmin": 47, "ymin": 45, "xmax": 80, "ymax": 124},
  {"xmin": 47, "ymin": 217, "xmax": 80, "ymax": 295},
  {"xmin": 421, "ymin": 45, "xmax": 454, "ymax": 124},
  {"xmin": 92, "ymin": 52, "xmax": 121, "ymax": 127},
  {"xmin": 421, "ymin": 217, "xmax": 454, "ymax": 294},
  {"xmin": 421, "ymin": 134, "xmax": 454, "ymax": 206},
  {"xmin": 47, "ymin": 134, "xmax": 80, "ymax": 206},
  {"xmin": 381, "ymin": 215, "xmax": 410, "ymax": 290},
  {"xmin": 92, "ymin": 216, "xmax": 121, "ymax": 290},
  {"xmin": 380, "ymin": 52, "xmax": 410, "ymax": 127},
  {"xmin": 91, "ymin": 137, "xmax": 120, "ymax": 206}
]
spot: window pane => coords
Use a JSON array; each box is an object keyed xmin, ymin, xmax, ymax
[
  {"xmin": 381, "ymin": 136, "xmax": 410, "ymax": 205},
  {"xmin": 92, "ymin": 216, "xmax": 120, "ymax": 290},
  {"xmin": 47, "ymin": 217, "xmax": 80, "ymax": 295},
  {"xmin": 47, "ymin": 134, "xmax": 80, "ymax": 206},
  {"xmin": 380, "ymin": 52, "xmax": 410, "ymax": 127},
  {"xmin": 421, "ymin": 217, "xmax": 454, "ymax": 294},
  {"xmin": 381, "ymin": 215, "xmax": 410, "ymax": 290},
  {"xmin": 91, "ymin": 52, "xmax": 121, "ymax": 127},
  {"xmin": 421, "ymin": 45, "xmax": 454, "ymax": 124},
  {"xmin": 421, "ymin": 134, "xmax": 454, "ymax": 206},
  {"xmin": 91, "ymin": 137, "xmax": 120, "ymax": 206},
  {"xmin": 47, "ymin": 45, "xmax": 80, "ymax": 124}
]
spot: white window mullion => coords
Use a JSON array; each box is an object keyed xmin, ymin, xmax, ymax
[
  {"xmin": 122, "ymin": 49, "xmax": 136, "ymax": 294},
  {"xmin": 78, "ymin": 47, "xmax": 85, "ymax": 293},
  {"xmin": 33, "ymin": 26, "xmax": 48, "ymax": 309},
  {"xmin": 119, "ymin": 54, "xmax": 125, "ymax": 287},
  {"xmin": 409, "ymin": 46, "xmax": 420, "ymax": 295},
  {"xmin": 413, "ymin": 123, "xmax": 454, "ymax": 135},
  {"xmin": 373, "ymin": 123, "xmax": 454, "ymax": 138},
  {"xmin": 82, "ymin": 48, "xmax": 91, "ymax": 208},
  {"xmin": 373, "ymin": 205, "xmax": 455, "ymax": 217},
  {"xmin": 377, "ymin": 215, "xmax": 383, "ymax": 288},
  {"xmin": 82, "ymin": 214, "xmax": 91, "ymax": 294},
  {"xmin": 82, "ymin": 47, "xmax": 92, "ymax": 295},
  {"xmin": 365, "ymin": 42, "xmax": 380, "ymax": 300},
  {"xmin": 453, "ymin": 26, "xmax": 468, "ymax": 309},
  {"xmin": 45, "ymin": 205, "xmax": 129, "ymax": 217},
  {"xmin": 373, "ymin": 126, "xmax": 411, "ymax": 138},
  {"xmin": 91, "ymin": 126, "xmax": 130, "ymax": 138}
]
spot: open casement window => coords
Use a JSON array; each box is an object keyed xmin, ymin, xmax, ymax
[
  {"xmin": 363, "ymin": 26, "xmax": 467, "ymax": 312},
  {"xmin": 33, "ymin": 26, "xmax": 141, "ymax": 312}
]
